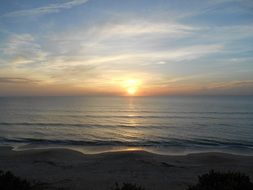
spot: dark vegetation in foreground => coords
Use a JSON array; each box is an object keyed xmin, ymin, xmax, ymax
[
  {"xmin": 111, "ymin": 183, "xmax": 145, "ymax": 190},
  {"xmin": 0, "ymin": 170, "xmax": 43, "ymax": 190},
  {"xmin": 187, "ymin": 170, "xmax": 253, "ymax": 190},
  {"xmin": 0, "ymin": 170, "xmax": 253, "ymax": 190}
]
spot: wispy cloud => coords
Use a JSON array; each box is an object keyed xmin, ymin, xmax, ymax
[
  {"xmin": 3, "ymin": 0, "xmax": 89, "ymax": 17},
  {"xmin": 3, "ymin": 34, "xmax": 47, "ymax": 64},
  {"xmin": 208, "ymin": 80, "xmax": 253, "ymax": 90},
  {"xmin": 47, "ymin": 20, "xmax": 198, "ymax": 47},
  {"xmin": 199, "ymin": 25, "xmax": 253, "ymax": 42},
  {"xmin": 0, "ymin": 77, "xmax": 40, "ymax": 84},
  {"xmin": 41, "ymin": 20, "xmax": 208, "ymax": 65},
  {"xmin": 99, "ymin": 21, "xmax": 198, "ymax": 38},
  {"xmin": 41, "ymin": 44, "xmax": 223, "ymax": 68}
]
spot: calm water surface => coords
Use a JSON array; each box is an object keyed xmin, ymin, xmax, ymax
[{"xmin": 0, "ymin": 96, "xmax": 253, "ymax": 155}]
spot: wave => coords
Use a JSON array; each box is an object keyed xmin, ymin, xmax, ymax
[
  {"xmin": 1, "ymin": 137, "xmax": 252, "ymax": 148},
  {"xmin": 56, "ymin": 114, "xmax": 253, "ymax": 119},
  {"xmin": 0, "ymin": 122, "xmax": 245, "ymax": 130},
  {"xmin": 5, "ymin": 109, "xmax": 253, "ymax": 115},
  {"xmin": 0, "ymin": 122, "xmax": 145, "ymax": 128}
]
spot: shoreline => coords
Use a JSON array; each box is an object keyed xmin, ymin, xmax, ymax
[
  {"xmin": 1, "ymin": 141, "xmax": 253, "ymax": 157},
  {"xmin": 1, "ymin": 146, "xmax": 253, "ymax": 190},
  {"xmin": 5, "ymin": 143, "xmax": 253, "ymax": 156}
]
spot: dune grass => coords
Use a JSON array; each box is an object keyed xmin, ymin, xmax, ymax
[
  {"xmin": 111, "ymin": 182, "xmax": 145, "ymax": 190},
  {"xmin": 1, "ymin": 169, "xmax": 253, "ymax": 190},
  {"xmin": 187, "ymin": 170, "xmax": 253, "ymax": 190},
  {"xmin": 0, "ymin": 170, "xmax": 44, "ymax": 190},
  {"xmin": 0, "ymin": 170, "xmax": 33, "ymax": 190}
]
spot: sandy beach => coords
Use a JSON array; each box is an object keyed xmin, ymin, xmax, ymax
[{"xmin": 0, "ymin": 146, "xmax": 253, "ymax": 190}]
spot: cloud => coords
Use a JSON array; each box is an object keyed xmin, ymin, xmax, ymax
[
  {"xmin": 0, "ymin": 77, "xmax": 40, "ymax": 84},
  {"xmin": 3, "ymin": 0, "xmax": 89, "ymax": 17},
  {"xmin": 200, "ymin": 25, "xmax": 253, "ymax": 42},
  {"xmin": 41, "ymin": 20, "xmax": 214, "ymax": 66},
  {"xmin": 3, "ymin": 34, "xmax": 47, "ymax": 64},
  {"xmin": 176, "ymin": 0, "xmax": 253, "ymax": 21},
  {"xmin": 43, "ymin": 44, "xmax": 222, "ymax": 68},
  {"xmin": 46, "ymin": 20, "xmax": 199, "ymax": 54},
  {"xmin": 208, "ymin": 80, "xmax": 253, "ymax": 90},
  {"xmin": 99, "ymin": 21, "xmax": 198, "ymax": 38},
  {"xmin": 48, "ymin": 64, "xmax": 98, "ymax": 83},
  {"xmin": 154, "ymin": 44, "xmax": 223, "ymax": 62}
]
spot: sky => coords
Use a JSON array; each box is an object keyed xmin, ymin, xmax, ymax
[{"xmin": 0, "ymin": 0, "xmax": 253, "ymax": 96}]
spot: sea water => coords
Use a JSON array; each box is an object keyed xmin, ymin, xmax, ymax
[{"xmin": 0, "ymin": 96, "xmax": 252, "ymax": 155}]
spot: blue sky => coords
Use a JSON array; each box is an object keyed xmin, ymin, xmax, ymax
[{"xmin": 0, "ymin": 0, "xmax": 253, "ymax": 96}]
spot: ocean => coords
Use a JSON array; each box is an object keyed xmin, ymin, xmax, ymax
[{"xmin": 0, "ymin": 96, "xmax": 253, "ymax": 155}]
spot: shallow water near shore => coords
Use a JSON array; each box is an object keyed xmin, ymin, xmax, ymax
[{"xmin": 0, "ymin": 96, "xmax": 253, "ymax": 155}]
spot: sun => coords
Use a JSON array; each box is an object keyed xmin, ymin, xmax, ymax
[
  {"xmin": 124, "ymin": 79, "xmax": 140, "ymax": 96},
  {"xmin": 127, "ymin": 87, "xmax": 137, "ymax": 95}
]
